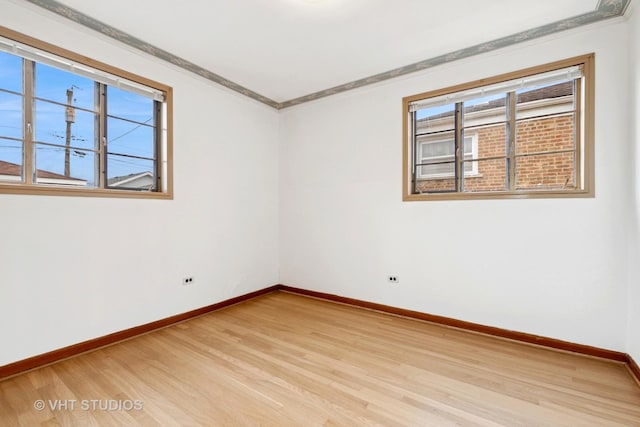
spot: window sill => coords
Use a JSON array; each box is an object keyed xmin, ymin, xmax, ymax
[
  {"xmin": 0, "ymin": 183, "xmax": 173, "ymax": 199},
  {"xmin": 403, "ymin": 188, "xmax": 593, "ymax": 201}
]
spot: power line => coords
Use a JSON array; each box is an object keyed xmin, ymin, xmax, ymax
[
  {"xmin": 109, "ymin": 117, "xmax": 153, "ymax": 143},
  {"xmin": 108, "ymin": 157, "xmax": 151, "ymax": 167}
]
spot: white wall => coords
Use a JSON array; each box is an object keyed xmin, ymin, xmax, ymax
[
  {"xmin": 628, "ymin": 4, "xmax": 640, "ymax": 363},
  {"xmin": 0, "ymin": 1, "xmax": 280, "ymax": 365},
  {"xmin": 1, "ymin": 1, "xmax": 637, "ymax": 367},
  {"xmin": 279, "ymin": 19, "xmax": 632, "ymax": 351}
]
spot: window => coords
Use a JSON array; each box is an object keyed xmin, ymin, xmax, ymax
[
  {"xmin": 402, "ymin": 54, "xmax": 594, "ymax": 200},
  {"xmin": 0, "ymin": 27, "xmax": 172, "ymax": 198},
  {"xmin": 418, "ymin": 135, "xmax": 478, "ymax": 179}
]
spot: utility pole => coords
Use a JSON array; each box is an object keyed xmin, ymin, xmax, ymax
[{"xmin": 64, "ymin": 88, "xmax": 75, "ymax": 177}]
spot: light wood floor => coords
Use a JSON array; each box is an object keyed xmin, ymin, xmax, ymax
[{"xmin": 1, "ymin": 291, "xmax": 639, "ymax": 426}]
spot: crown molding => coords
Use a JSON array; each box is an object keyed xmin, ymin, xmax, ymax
[
  {"xmin": 22, "ymin": 0, "xmax": 280, "ymax": 109},
  {"xmin": 23, "ymin": 0, "xmax": 632, "ymax": 110}
]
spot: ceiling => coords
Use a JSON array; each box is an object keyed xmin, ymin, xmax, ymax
[{"xmin": 20, "ymin": 0, "xmax": 631, "ymax": 108}]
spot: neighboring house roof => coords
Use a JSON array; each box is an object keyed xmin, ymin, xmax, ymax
[
  {"xmin": 0, "ymin": 160, "xmax": 85, "ymax": 182},
  {"xmin": 108, "ymin": 171, "xmax": 154, "ymax": 189},
  {"xmin": 418, "ymin": 81, "xmax": 573, "ymax": 122},
  {"xmin": 466, "ymin": 81, "xmax": 573, "ymax": 114},
  {"xmin": 516, "ymin": 81, "xmax": 573, "ymax": 102},
  {"xmin": 0, "ymin": 160, "xmax": 154, "ymax": 188},
  {"xmin": 0, "ymin": 160, "xmax": 22, "ymax": 177}
]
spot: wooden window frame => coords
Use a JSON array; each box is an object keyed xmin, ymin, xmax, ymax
[
  {"xmin": 0, "ymin": 26, "xmax": 173, "ymax": 199},
  {"xmin": 402, "ymin": 54, "xmax": 594, "ymax": 201}
]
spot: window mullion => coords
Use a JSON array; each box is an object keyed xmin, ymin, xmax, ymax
[
  {"xmin": 98, "ymin": 83, "xmax": 106, "ymax": 189},
  {"xmin": 23, "ymin": 59, "xmax": 34, "ymax": 185},
  {"xmin": 574, "ymin": 78, "xmax": 582, "ymax": 190},
  {"xmin": 154, "ymin": 100, "xmax": 161, "ymax": 191},
  {"xmin": 506, "ymin": 92, "xmax": 516, "ymax": 190},
  {"xmin": 412, "ymin": 111, "xmax": 418, "ymax": 194},
  {"xmin": 454, "ymin": 102, "xmax": 463, "ymax": 192}
]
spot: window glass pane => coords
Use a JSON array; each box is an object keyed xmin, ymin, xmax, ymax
[
  {"xmin": 415, "ymin": 168, "xmax": 455, "ymax": 193},
  {"xmin": 516, "ymin": 79, "xmax": 576, "ymax": 158},
  {"xmin": 107, "ymin": 86, "xmax": 154, "ymax": 123},
  {"xmin": 515, "ymin": 80, "xmax": 577, "ymax": 187},
  {"xmin": 516, "ymin": 80, "xmax": 575, "ymax": 115},
  {"xmin": 463, "ymin": 158, "xmax": 507, "ymax": 192},
  {"xmin": 0, "ymin": 51, "xmax": 25, "ymax": 183},
  {"xmin": 107, "ymin": 116, "xmax": 155, "ymax": 159},
  {"xmin": 463, "ymin": 92, "xmax": 507, "ymax": 163},
  {"xmin": 421, "ymin": 159, "xmax": 454, "ymax": 176},
  {"xmin": 516, "ymin": 115, "xmax": 575, "ymax": 155},
  {"xmin": 463, "ymin": 94, "xmax": 507, "ymax": 128},
  {"xmin": 0, "ymin": 139, "xmax": 23, "ymax": 182},
  {"xmin": 415, "ymin": 103, "xmax": 455, "ymax": 137},
  {"xmin": 421, "ymin": 139, "xmax": 454, "ymax": 157},
  {"xmin": 468, "ymin": 123, "xmax": 507, "ymax": 159},
  {"xmin": 417, "ymin": 129, "xmax": 455, "ymax": 181},
  {"xmin": 35, "ymin": 63, "xmax": 96, "ymax": 111},
  {"xmin": 417, "ymin": 134, "xmax": 478, "ymax": 182},
  {"xmin": 34, "ymin": 100, "xmax": 98, "ymax": 151},
  {"xmin": 0, "ymin": 91, "xmax": 23, "ymax": 140},
  {"xmin": 515, "ymin": 151, "xmax": 575, "ymax": 190},
  {"xmin": 106, "ymin": 88, "xmax": 156, "ymax": 190},
  {"xmin": 460, "ymin": 135, "xmax": 475, "ymax": 156},
  {"xmin": 34, "ymin": 144, "xmax": 95, "ymax": 187},
  {"xmin": 0, "ymin": 51, "xmax": 23, "ymax": 94},
  {"xmin": 107, "ymin": 155, "xmax": 156, "ymax": 190}
]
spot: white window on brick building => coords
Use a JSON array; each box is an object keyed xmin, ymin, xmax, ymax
[
  {"xmin": 418, "ymin": 135, "xmax": 478, "ymax": 179},
  {"xmin": 402, "ymin": 54, "xmax": 594, "ymax": 200}
]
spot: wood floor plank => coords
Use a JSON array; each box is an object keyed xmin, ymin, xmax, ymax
[{"xmin": 1, "ymin": 291, "xmax": 639, "ymax": 426}]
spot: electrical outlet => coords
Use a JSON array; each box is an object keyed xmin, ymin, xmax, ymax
[
  {"xmin": 182, "ymin": 277, "xmax": 194, "ymax": 286},
  {"xmin": 388, "ymin": 276, "xmax": 399, "ymax": 283}
]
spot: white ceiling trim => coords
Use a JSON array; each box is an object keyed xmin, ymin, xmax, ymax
[{"xmin": 22, "ymin": 0, "xmax": 631, "ymax": 110}]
